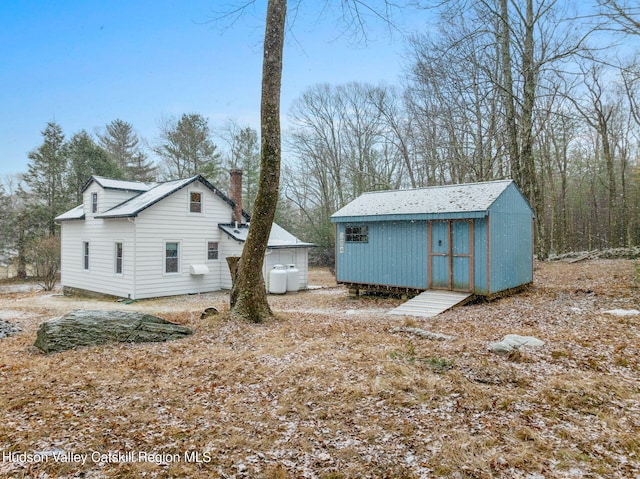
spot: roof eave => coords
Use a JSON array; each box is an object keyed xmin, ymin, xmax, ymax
[{"xmin": 331, "ymin": 211, "xmax": 489, "ymax": 222}]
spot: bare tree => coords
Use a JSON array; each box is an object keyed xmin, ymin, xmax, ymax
[
  {"xmin": 596, "ymin": 0, "xmax": 640, "ymax": 36},
  {"xmin": 227, "ymin": 0, "xmax": 410, "ymax": 322},
  {"xmin": 230, "ymin": 0, "xmax": 287, "ymax": 322}
]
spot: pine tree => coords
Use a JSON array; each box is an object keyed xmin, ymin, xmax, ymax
[
  {"xmin": 154, "ymin": 113, "xmax": 222, "ymax": 181},
  {"xmin": 66, "ymin": 131, "xmax": 123, "ymax": 202},
  {"xmin": 23, "ymin": 122, "xmax": 69, "ymax": 236},
  {"xmin": 229, "ymin": 126, "xmax": 260, "ymax": 214},
  {"xmin": 98, "ymin": 119, "xmax": 156, "ymax": 181}
]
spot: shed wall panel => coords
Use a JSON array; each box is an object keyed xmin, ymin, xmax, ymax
[
  {"xmin": 336, "ymin": 221, "xmax": 427, "ymax": 289},
  {"xmin": 488, "ymin": 183, "xmax": 534, "ymax": 293},
  {"xmin": 472, "ymin": 218, "xmax": 489, "ymax": 295}
]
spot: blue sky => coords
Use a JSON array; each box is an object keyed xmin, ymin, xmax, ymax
[{"xmin": 0, "ymin": 1, "xmax": 429, "ymax": 176}]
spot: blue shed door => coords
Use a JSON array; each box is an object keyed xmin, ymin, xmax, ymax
[{"xmin": 429, "ymin": 220, "xmax": 474, "ymax": 292}]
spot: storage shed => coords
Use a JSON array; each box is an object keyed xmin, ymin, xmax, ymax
[{"xmin": 330, "ymin": 180, "xmax": 534, "ymax": 297}]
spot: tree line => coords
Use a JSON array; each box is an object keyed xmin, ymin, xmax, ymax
[
  {"xmin": 280, "ymin": 0, "xmax": 640, "ymax": 259},
  {"xmin": 1, "ymin": 0, "xmax": 639, "ymax": 282},
  {"xmin": 0, "ymin": 115, "xmax": 261, "ymax": 279}
]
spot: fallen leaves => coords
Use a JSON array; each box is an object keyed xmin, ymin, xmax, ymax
[{"xmin": 0, "ymin": 261, "xmax": 638, "ymax": 478}]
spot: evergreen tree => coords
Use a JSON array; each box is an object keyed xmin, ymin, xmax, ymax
[
  {"xmin": 229, "ymin": 126, "xmax": 260, "ymax": 214},
  {"xmin": 98, "ymin": 119, "xmax": 155, "ymax": 181},
  {"xmin": 154, "ymin": 113, "xmax": 222, "ymax": 181},
  {"xmin": 0, "ymin": 184, "xmax": 14, "ymax": 253},
  {"xmin": 23, "ymin": 122, "xmax": 69, "ymax": 236},
  {"xmin": 66, "ymin": 131, "xmax": 123, "ymax": 202}
]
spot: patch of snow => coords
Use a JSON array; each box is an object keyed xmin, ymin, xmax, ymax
[
  {"xmin": 0, "ymin": 309, "xmax": 31, "ymax": 321},
  {"xmin": 603, "ymin": 308, "xmax": 640, "ymax": 316},
  {"xmin": 489, "ymin": 334, "xmax": 545, "ymax": 353}
]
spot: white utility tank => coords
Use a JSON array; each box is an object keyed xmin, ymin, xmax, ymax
[
  {"xmin": 269, "ymin": 265, "xmax": 287, "ymax": 294},
  {"xmin": 286, "ymin": 264, "xmax": 300, "ymax": 292}
]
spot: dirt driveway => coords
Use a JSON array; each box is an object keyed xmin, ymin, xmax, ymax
[{"xmin": 0, "ymin": 267, "xmax": 395, "ymax": 337}]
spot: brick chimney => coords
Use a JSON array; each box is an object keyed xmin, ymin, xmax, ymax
[{"xmin": 229, "ymin": 169, "xmax": 243, "ymax": 224}]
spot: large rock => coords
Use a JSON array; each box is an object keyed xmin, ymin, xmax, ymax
[
  {"xmin": 0, "ymin": 319, "xmax": 20, "ymax": 339},
  {"xmin": 489, "ymin": 334, "xmax": 545, "ymax": 354},
  {"xmin": 34, "ymin": 310, "xmax": 193, "ymax": 354}
]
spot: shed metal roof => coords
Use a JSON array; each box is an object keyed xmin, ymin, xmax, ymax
[
  {"xmin": 219, "ymin": 223, "xmax": 314, "ymax": 249},
  {"xmin": 331, "ymin": 180, "xmax": 515, "ymax": 221}
]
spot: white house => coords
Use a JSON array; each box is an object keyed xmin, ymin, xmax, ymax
[{"xmin": 55, "ymin": 171, "xmax": 313, "ymax": 300}]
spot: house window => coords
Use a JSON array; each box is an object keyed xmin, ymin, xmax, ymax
[
  {"xmin": 190, "ymin": 191, "xmax": 202, "ymax": 213},
  {"xmin": 115, "ymin": 242, "xmax": 123, "ymax": 274},
  {"xmin": 165, "ymin": 242, "xmax": 179, "ymax": 273},
  {"xmin": 207, "ymin": 241, "xmax": 219, "ymax": 260},
  {"xmin": 91, "ymin": 193, "xmax": 98, "ymax": 213},
  {"xmin": 346, "ymin": 226, "xmax": 368, "ymax": 243},
  {"xmin": 83, "ymin": 242, "xmax": 90, "ymax": 270}
]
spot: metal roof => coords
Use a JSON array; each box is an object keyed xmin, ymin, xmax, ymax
[
  {"xmin": 331, "ymin": 180, "xmax": 515, "ymax": 220},
  {"xmin": 219, "ymin": 223, "xmax": 314, "ymax": 249},
  {"xmin": 82, "ymin": 176, "xmax": 153, "ymax": 193},
  {"xmin": 93, "ymin": 175, "xmax": 249, "ymax": 220},
  {"xmin": 54, "ymin": 204, "xmax": 84, "ymax": 221},
  {"xmin": 96, "ymin": 177, "xmax": 197, "ymax": 218}
]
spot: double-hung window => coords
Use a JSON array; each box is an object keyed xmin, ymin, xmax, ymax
[
  {"xmin": 207, "ymin": 241, "xmax": 219, "ymax": 260},
  {"xmin": 190, "ymin": 192, "xmax": 202, "ymax": 213},
  {"xmin": 91, "ymin": 193, "xmax": 98, "ymax": 213},
  {"xmin": 165, "ymin": 242, "xmax": 179, "ymax": 273},
  {"xmin": 83, "ymin": 242, "xmax": 90, "ymax": 270},
  {"xmin": 115, "ymin": 242, "xmax": 123, "ymax": 274}
]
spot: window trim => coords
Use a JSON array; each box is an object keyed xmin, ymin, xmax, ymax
[
  {"xmin": 189, "ymin": 190, "xmax": 203, "ymax": 214},
  {"xmin": 114, "ymin": 242, "xmax": 123, "ymax": 275},
  {"xmin": 207, "ymin": 241, "xmax": 219, "ymax": 261},
  {"xmin": 345, "ymin": 225, "xmax": 368, "ymax": 243},
  {"xmin": 164, "ymin": 241, "xmax": 180, "ymax": 274},
  {"xmin": 83, "ymin": 241, "xmax": 90, "ymax": 270},
  {"xmin": 91, "ymin": 192, "xmax": 98, "ymax": 213}
]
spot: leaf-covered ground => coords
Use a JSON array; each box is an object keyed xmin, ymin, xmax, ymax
[{"xmin": 0, "ymin": 260, "xmax": 639, "ymax": 478}]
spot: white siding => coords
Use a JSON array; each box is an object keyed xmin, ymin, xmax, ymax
[
  {"xmin": 61, "ymin": 177, "xmax": 311, "ymax": 300},
  {"xmin": 263, "ymin": 248, "xmax": 309, "ymax": 291},
  {"xmin": 218, "ymin": 235, "xmax": 244, "ymax": 289},
  {"xmin": 60, "ymin": 217, "xmax": 135, "ymax": 298},
  {"xmin": 132, "ymin": 185, "xmax": 232, "ymax": 299}
]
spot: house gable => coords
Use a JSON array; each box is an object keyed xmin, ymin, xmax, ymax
[{"xmin": 96, "ymin": 175, "xmax": 250, "ymax": 221}]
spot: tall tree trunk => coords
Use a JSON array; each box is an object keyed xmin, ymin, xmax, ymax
[
  {"xmin": 520, "ymin": 0, "xmax": 544, "ymax": 257},
  {"xmin": 230, "ymin": 0, "xmax": 286, "ymax": 322},
  {"xmin": 499, "ymin": 0, "xmax": 520, "ymax": 180}
]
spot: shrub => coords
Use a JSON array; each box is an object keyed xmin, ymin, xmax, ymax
[{"xmin": 26, "ymin": 235, "xmax": 60, "ymax": 291}]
